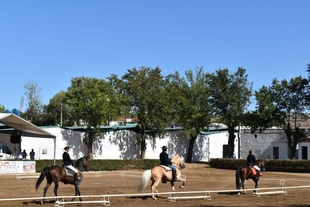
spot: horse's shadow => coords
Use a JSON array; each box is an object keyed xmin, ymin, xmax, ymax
[
  {"xmin": 22, "ymin": 200, "xmax": 56, "ymax": 205},
  {"xmin": 127, "ymin": 195, "xmax": 166, "ymax": 200}
]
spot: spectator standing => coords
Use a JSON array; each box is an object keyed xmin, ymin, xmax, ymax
[
  {"xmin": 17, "ymin": 149, "xmax": 23, "ymax": 160},
  {"xmin": 30, "ymin": 149, "xmax": 35, "ymax": 160},
  {"xmin": 231, "ymin": 152, "xmax": 236, "ymax": 159},
  {"xmin": 22, "ymin": 149, "xmax": 27, "ymax": 160}
]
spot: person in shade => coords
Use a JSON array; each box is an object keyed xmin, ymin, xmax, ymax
[
  {"xmin": 62, "ymin": 146, "xmax": 78, "ymax": 185},
  {"xmin": 247, "ymin": 149, "xmax": 261, "ymax": 180},
  {"xmin": 160, "ymin": 146, "xmax": 177, "ymax": 182},
  {"xmin": 30, "ymin": 149, "xmax": 35, "ymax": 160}
]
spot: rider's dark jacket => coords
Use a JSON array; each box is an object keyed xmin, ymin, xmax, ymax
[
  {"xmin": 247, "ymin": 153, "xmax": 256, "ymax": 166},
  {"xmin": 160, "ymin": 151, "xmax": 171, "ymax": 166},
  {"xmin": 63, "ymin": 151, "xmax": 73, "ymax": 166}
]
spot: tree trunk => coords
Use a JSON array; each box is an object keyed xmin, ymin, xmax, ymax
[
  {"xmin": 227, "ymin": 126, "xmax": 236, "ymax": 158},
  {"xmin": 186, "ymin": 135, "xmax": 197, "ymax": 163},
  {"xmin": 83, "ymin": 128, "xmax": 94, "ymax": 159},
  {"xmin": 285, "ymin": 122, "xmax": 294, "ymax": 159},
  {"xmin": 140, "ymin": 129, "xmax": 147, "ymax": 159}
]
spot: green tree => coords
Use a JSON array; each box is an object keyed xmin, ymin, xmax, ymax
[
  {"xmin": 305, "ymin": 62, "xmax": 310, "ymax": 74},
  {"xmin": 65, "ymin": 77, "xmax": 119, "ymax": 159},
  {"xmin": 44, "ymin": 91, "xmax": 76, "ymax": 126},
  {"xmin": 252, "ymin": 76, "xmax": 309, "ymax": 158},
  {"xmin": 170, "ymin": 67, "xmax": 212, "ymax": 162},
  {"xmin": 242, "ymin": 85, "xmax": 285, "ymax": 134},
  {"xmin": 23, "ymin": 79, "xmax": 44, "ymax": 125},
  {"xmin": 0, "ymin": 104, "xmax": 5, "ymax": 112},
  {"xmin": 206, "ymin": 68, "xmax": 253, "ymax": 158},
  {"xmin": 109, "ymin": 66, "xmax": 173, "ymax": 159}
]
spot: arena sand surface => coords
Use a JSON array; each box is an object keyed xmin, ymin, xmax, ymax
[{"xmin": 0, "ymin": 163, "xmax": 310, "ymax": 207}]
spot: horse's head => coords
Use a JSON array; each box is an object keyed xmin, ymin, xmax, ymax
[
  {"xmin": 171, "ymin": 154, "xmax": 186, "ymax": 169},
  {"xmin": 75, "ymin": 156, "xmax": 90, "ymax": 172},
  {"xmin": 257, "ymin": 159, "xmax": 266, "ymax": 171}
]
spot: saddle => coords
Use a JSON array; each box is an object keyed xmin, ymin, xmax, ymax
[
  {"xmin": 63, "ymin": 167, "xmax": 82, "ymax": 178},
  {"xmin": 63, "ymin": 167, "xmax": 82, "ymax": 185}
]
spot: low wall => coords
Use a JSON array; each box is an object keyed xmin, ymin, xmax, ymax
[{"xmin": 0, "ymin": 161, "xmax": 36, "ymax": 174}]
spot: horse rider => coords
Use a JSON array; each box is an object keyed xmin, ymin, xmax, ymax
[
  {"xmin": 63, "ymin": 146, "xmax": 79, "ymax": 185},
  {"xmin": 160, "ymin": 146, "xmax": 177, "ymax": 182},
  {"xmin": 247, "ymin": 149, "xmax": 261, "ymax": 180}
]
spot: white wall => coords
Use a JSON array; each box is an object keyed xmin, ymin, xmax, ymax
[
  {"xmin": 1, "ymin": 127, "xmax": 236, "ymax": 162},
  {"xmin": 240, "ymin": 128, "xmax": 288, "ymax": 159}
]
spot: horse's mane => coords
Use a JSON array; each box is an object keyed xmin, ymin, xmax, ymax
[{"xmin": 171, "ymin": 154, "xmax": 183, "ymax": 162}]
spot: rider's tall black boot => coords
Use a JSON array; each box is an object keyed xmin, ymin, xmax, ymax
[
  {"xmin": 74, "ymin": 173, "xmax": 78, "ymax": 185},
  {"xmin": 172, "ymin": 170, "xmax": 177, "ymax": 182},
  {"xmin": 256, "ymin": 170, "xmax": 261, "ymax": 180}
]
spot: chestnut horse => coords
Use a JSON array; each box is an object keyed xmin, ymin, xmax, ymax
[
  {"xmin": 235, "ymin": 159, "xmax": 266, "ymax": 194},
  {"xmin": 137, "ymin": 154, "xmax": 186, "ymax": 199},
  {"xmin": 35, "ymin": 156, "xmax": 90, "ymax": 204}
]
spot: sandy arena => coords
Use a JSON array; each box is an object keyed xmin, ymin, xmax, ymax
[{"xmin": 0, "ymin": 163, "xmax": 310, "ymax": 207}]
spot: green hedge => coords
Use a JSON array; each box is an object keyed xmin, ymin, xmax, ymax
[
  {"xmin": 209, "ymin": 158, "xmax": 310, "ymax": 173},
  {"xmin": 34, "ymin": 158, "xmax": 310, "ymax": 173},
  {"xmin": 35, "ymin": 159, "xmax": 160, "ymax": 172}
]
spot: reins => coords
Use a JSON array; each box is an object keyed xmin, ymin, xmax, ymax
[{"xmin": 172, "ymin": 162, "xmax": 181, "ymax": 170}]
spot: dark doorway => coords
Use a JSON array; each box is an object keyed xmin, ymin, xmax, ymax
[
  {"xmin": 302, "ymin": 146, "xmax": 308, "ymax": 159},
  {"xmin": 273, "ymin": 147, "xmax": 279, "ymax": 159}
]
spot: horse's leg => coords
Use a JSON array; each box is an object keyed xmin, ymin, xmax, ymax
[
  {"xmin": 150, "ymin": 180, "xmax": 160, "ymax": 200},
  {"xmin": 41, "ymin": 182, "xmax": 51, "ymax": 205},
  {"xmin": 253, "ymin": 179, "xmax": 258, "ymax": 193},
  {"xmin": 53, "ymin": 181, "xmax": 59, "ymax": 197},
  {"xmin": 170, "ymin": 184, "xmax": 176, "ymax": 197},
  {"xmin": 71, "ymin": 184, "xmax": 82, "ymax": 201},
  {"xmin": 77, "ymin": 185, "xmax": 82, "ymax": 201},
  {"xmin": 240, "ymin": 178, "xmax": 246, "ymax": 194},
  {"xmin": 177, "ymin": 172, "xmax": 186, "ymax": 188}
]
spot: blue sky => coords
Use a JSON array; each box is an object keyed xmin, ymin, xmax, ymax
[{"xmin": 1, "ymin": 1, "xmax": 309, "ymax": 111}]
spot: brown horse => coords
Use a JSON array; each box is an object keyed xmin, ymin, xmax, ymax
[
  {"xmin": 35, "ymin": 156, "xmax": 90, "ymax": 204},
  {"xmin": 235, "ymin": 159, "xmax": 266, "ymax": 194},
  {"xmin": 137, "ymin": 154, "xmax": 186, "ymax": 199}
]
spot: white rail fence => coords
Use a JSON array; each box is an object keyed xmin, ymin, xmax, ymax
[
  {"xmin": 0, "ymin": 185, "xmax": 309, "ymax": 206},
  {"xmin": 258, "ymin": 178, "xmax": 310, "ymax": 187}
]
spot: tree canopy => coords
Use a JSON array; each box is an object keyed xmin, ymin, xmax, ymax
[
  {"xmin": 171, "ymin": 67, "xmax": 212, "ymax": 162},
  {"xmin": 109, "ymin": 66, "xmax": 174, "ymax": 159},
  {"xmin": 65, "ymin": 77, "xmax": 119, "ymax": 159},
  {"xmin": 206, "ymin": 67, "xmax": 253, "ymax": 157}
]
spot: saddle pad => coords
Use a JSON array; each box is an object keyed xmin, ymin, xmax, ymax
[
  {"xmin": 64, "ymin": 168, "xmax": 74, "ymax": 177},
  {"xmin": 160, "ymin": 165, "xmax": 172, "ymax": 171},
  {"xmin": 250, "ymin": 167, "xmax": 262, "ymax": 176}
]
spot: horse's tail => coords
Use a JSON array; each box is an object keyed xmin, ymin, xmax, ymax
[
  {"xmin": 235, "ymin": 166, "xmax": 241, "ymax": 190},
  {"xmin": 137, "ymin": 169, "xmax": 151, "ymax": 193},
  {"xmin": 35, "ymin": 167, "xmax": 50, "ymax": 191}
]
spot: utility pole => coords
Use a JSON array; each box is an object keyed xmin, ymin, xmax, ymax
[
  {"xmin": 60, "ymin": 103, "xmax": 63, "ymax": 127},
  {"xmin": 238, "ymin": 122, "xmax": 241, "ymax": 159}
]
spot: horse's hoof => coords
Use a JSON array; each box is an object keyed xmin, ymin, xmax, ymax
[
  {"xmin": 180, "ymin": 185, "xmax": 184, "ymax": 188},
  {"xmin": 152, "ymin": 197, "xmax": 157, "ymax": 200}
]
